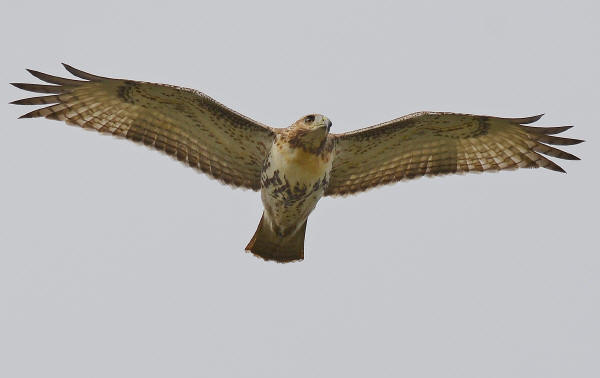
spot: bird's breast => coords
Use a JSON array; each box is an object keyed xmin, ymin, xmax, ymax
[
  {"xmin": 259, "ymin": 142, "xmax": 333, "ymax": 234},
  {"xmin": 272, "ymin": 144, "xmax": 332, "ymax": 182}
]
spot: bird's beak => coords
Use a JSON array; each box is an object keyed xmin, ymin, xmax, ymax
[{"xmin": 325, "ymin": 118, "xmax": 332, "ymax": 132}]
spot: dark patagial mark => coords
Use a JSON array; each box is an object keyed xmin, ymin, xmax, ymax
[
  {"xmin": 471, "ymin": 116, "xmax": 490, "ymax": 137},
  {"xmin": 117, "ymin": 83, "xmax": 137, "ymax": 104}
]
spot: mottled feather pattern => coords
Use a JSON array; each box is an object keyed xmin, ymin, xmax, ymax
[
  {"xmin": 10, "ymin": 65, "xmax": 583, "ymax": 262},
  {"xmin": 326, "ymin": 112, "xmax": 583, "ymax": 195},
  {"xmin": 11, "ymin": 64, "xmax": 276, "ymax": 189}
]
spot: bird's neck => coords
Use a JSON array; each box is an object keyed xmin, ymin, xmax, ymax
[{"xmin": 286, "ymin": 127, "xmax": 328, "ymax": 154}]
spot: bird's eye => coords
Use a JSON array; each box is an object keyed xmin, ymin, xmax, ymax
[{"xmin": 304, "ymin": 115, "xmax": 315, "ymax": 123}]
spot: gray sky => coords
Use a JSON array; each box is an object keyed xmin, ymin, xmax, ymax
[{"xmin": 1, "ymin": 1, "xmax": 598, "ymax": 377}]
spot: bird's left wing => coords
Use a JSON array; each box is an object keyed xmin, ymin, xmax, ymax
[
  {"xmin": 11, "ymin": 64, "xmax": 276, "ymax": 189},
  {"xmin": 326, "ymin": 112, "xmax": 583, "ymax": 196}
]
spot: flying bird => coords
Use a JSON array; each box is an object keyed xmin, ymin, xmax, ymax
[{"xmin": 10, "ymin": 64, "xmax": 583, "ymax": 262}]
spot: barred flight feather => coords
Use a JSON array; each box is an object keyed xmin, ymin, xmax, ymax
[
  {"xmin": 10, "ymin": 64, "xmax": 584, "ymax": 262},
  {"xmin": 326, "ymin": 112, "xmax": 582, "ymax": 195},
  {"xmin": 11, "ymin": 64, "xmax": 276, "ymax": 190}
]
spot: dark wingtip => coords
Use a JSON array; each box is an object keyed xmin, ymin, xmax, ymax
[
  {"xmin": 524, "ymin": 114, "xmax": 544, "ymax": 124},
  {"xmin": 61, "ymin": 62, "xmax": 74, "ymax": 71},
  {"xmin": 11, "ymin": 98, "xmax": 39, "ymax": 105},
  {"xmin": 521, "ymin": 125, "xmax": 575, "ymax": 135},
  {"xmin": 550, "ymin": 163, "xmax": 567, "ymax": 173},
  {"xmin": 61, "ymin": 63, "xmax": 77, "ymax": 71},
  {"xmin": 536, "ymin": 134, "xmax": 585, "ymax": 146},
  {"xmin": 61, "ymin": 63, "xmax": 105, "ymax": 81},
  {"xmin": 552, "ymin": 125, "xmax": 574, "ymax": 134}
]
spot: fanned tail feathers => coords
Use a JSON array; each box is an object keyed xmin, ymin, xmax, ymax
[{"xmin": 245, "ymin": 214, "xmax": 307, "ymax": 263}]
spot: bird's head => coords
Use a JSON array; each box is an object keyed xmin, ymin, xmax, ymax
[
  {"xmin": 294, "ymin": 114, "xmax": 332, "ymax": 132},
  {"xmin": 287, "ymin": 114, "xmax": 332, "ymax": 152}
]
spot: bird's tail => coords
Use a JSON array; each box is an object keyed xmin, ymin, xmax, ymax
[{"xmin": 245, "ymin": 213, "xmax": 306, "ymax": 263}]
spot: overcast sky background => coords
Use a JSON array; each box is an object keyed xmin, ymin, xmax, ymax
[{"xmin": 1, "ymin": 1, "xmax": 598, "ymax": 377}]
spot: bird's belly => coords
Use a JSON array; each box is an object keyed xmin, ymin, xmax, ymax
[{"xmin": 260, "ymin": 145, "xmax": 332, "ymax": 236}]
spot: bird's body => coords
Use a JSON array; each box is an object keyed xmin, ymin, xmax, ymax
[
  {"xmin": 11, "ymin": 65, "xmax": 584, "ymax": 262},
  {"xmin": 249, "ymin": 115, "xmax": 335, "ymax": 261},
  {"xmin": 261, "ymin": 129, "xmax": 332, "ymax": 236}
]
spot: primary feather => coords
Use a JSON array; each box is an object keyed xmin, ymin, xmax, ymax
[
  {"xmin": 326, "ymin": 112, "xmax": 583, "ymax": 195},
  {"xmin": 11, "ymin": 64, "xmax": 275, "ymax": 189},
  {"xmin": 11, "ymin": 65, "xmax": 583, "ymax": 262}
]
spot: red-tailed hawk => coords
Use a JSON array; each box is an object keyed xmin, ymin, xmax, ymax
[{"xmin": 11, "ymin": 64, "xmax": 583, "ymax": 262}]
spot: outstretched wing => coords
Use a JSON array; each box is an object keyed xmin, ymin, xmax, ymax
[
  {"xmin": 326, "ymin": 112, "xmax": 583, "ymax": 196},
  {"xmin": 11, "ymin": 64, "xmax": 276, "ymax": 189}
]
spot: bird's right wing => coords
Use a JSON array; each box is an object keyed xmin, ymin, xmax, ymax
[
  {"xmin": 326, "ymin": 112, "xmax": 583, "ymax": 196},
  {"xmin": 11, "ymin": 64, "xmax": 276, "ymax": 189}
]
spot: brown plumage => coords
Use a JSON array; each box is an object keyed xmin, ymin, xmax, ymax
[
  {"xmin": 245, "ymin": 215, "xmax": 308, "ymax": 262},
  {"xmin": 326, "ymin": 113, "xmax": 582, "ymax": 195},
  {"xmin": 11, "ymin": 65, "xmax": 584, "ymax": 262},
  {"xmin": 12, "ymin": 65, "xmax": 274, "ymax": 189}
]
